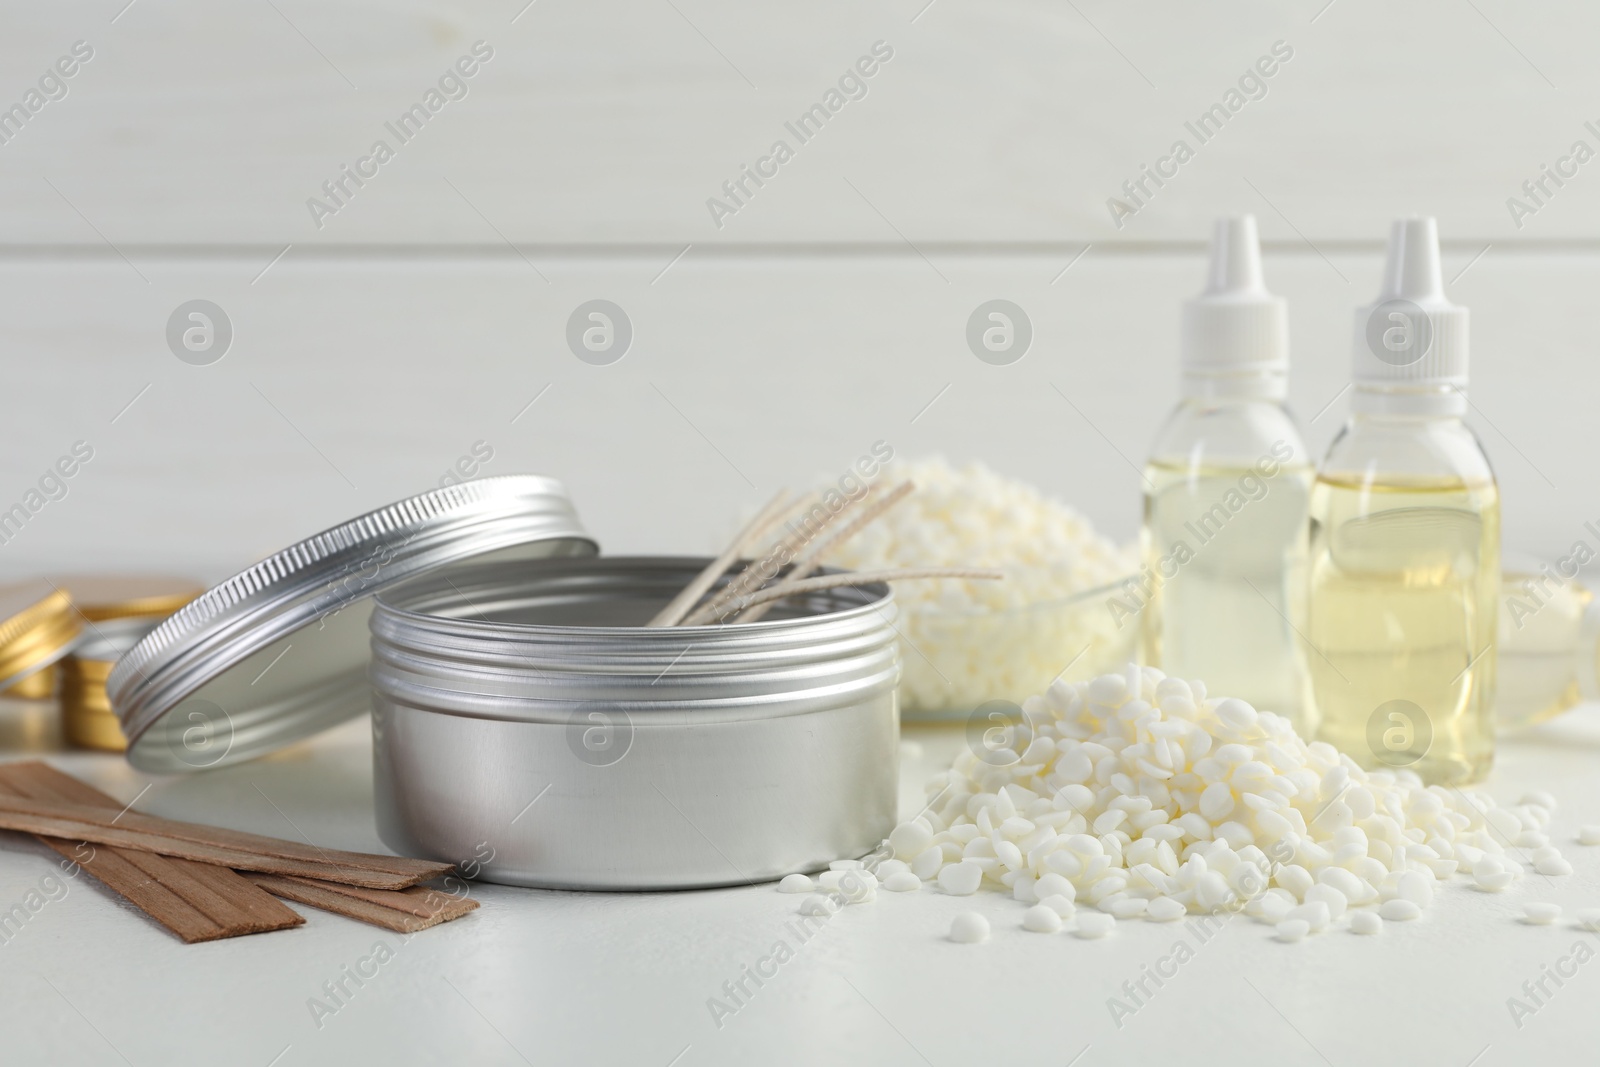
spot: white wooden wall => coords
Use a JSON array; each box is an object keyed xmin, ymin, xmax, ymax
[{"xmin": 2, "ymin": 0, "xmax": 1595, "ymax": 578}]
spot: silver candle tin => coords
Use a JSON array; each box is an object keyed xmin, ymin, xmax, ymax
[{"xmin": 368, "ymin": 556, "xmax": 901, "ymax": 891}]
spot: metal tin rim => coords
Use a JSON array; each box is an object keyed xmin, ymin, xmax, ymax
[
  {"xmin": 110, "ymin": 475, "xmax": 597, "ymax": 770},
  {"xmin": 369, "ymin": 556, "xmax": 899, "ymax": 724}
]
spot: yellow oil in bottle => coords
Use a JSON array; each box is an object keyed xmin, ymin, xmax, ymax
[
  {"xmin": 1306, "ymin": 475, "xmax": 1499, "ymax": 784},
  {"xmin": 1142, "ymin": 459, "xmax": 1314, "ymax": 729}
]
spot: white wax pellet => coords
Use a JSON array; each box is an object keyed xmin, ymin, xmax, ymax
[
  {"xmin": 1576, "ymin": 825, "xmax": 1600, "ymax": 846},
  {"xmin": 949, "ymin": 912, "xmax": 989, "ymax": 943},
  {"xmin": 910, "ymin": 847, "xmax": 944, "ymax": 880},
  {"xmin": 1277, "ymin": 865, "xmax": 1314, "ymax": 900},
  {"xmin": 1304, "ymin": 884, "xmax": 1348, "ymax": 920},
  {"xmin": 799, "ymin": 894, "xmax": 837, "ymax": 916},
  {"xmin": 1110, "ymin": 897, "xmax": 1148, "ymax": 919},
  {"xmin": 1194, "ymin": 871, "xmax": 1233, "ymax": 912},
  {"xmin": 830, "ymin": 859, "xmax": 863, "ymax": 871},
  {"xmin": 1215, "ymin": 699, "xmax": 1258, "ymax": 732},
  {"xmin": 1535, "ymin": 856, "xmax": 1574, "ymax": 877},
  {"xmin": 1038, "ymin": 893, "xmax": 1076, "ymax": 918},
  {"xmin": 1350, "ymin": 910, "xmax": 1382, "ymax": 935},
  {"xmin": 1023, "ymin": 905, "xmax": 1063, "ymax": 933},
  {"xmin": 1422, "ymin": 859, "xmax": 1459, "ymax": 880},
  {"xmin": 875, "ymin": 859, "xmax": 910, "ymax": 879},
  {"xmin": 882, "ymin": 872, "xmax": 922, "ymax": 892},
  {"xmin": 1073, "ymin": 913, "xmax": 1115, "ymax": 939},
  {"xmin": 1575, "ymin": 908, "xmax": 1600, "ymax": 932},
  {"xmin": 1523, "ymin": 903, "xmax": 1562, "ymax": 925},
  {"xmin": 1515, "ymin": 831, "xmax": 1549, "ymax": 849},
  {"xmin": 890, "ymin": 822, "xmax": 934, "ymax": 859},
  {"xmin": 1033, "ymin": 873, "xmax": 1075, "ymax": 903},
  {"xmin": 1318, "ymin": 867, "xmax": 1364, "ymax": 900},
  {"xmin": 1379, "ymin": 899, "xmax": 1421, "ymax": 922},
  {"xmin": 1146, "ymin": 896, "xmax": 1187, "ymax": 922},
  {"xmin": 1475, "ymin": 871, "xmax": 1514, "ymax": 892},
  {"xmin": 1257, "ymin": 895, "xmax": 1293, "ymax": 924},
  {"xmin": 777, "ymin": 873, "xmax": 814, "ymax": 894},
  {"xmin": 1087, "ymin": 674, "xmax": 1127, "ymax": 706},
  {"xmin": 1520, "ymin": 791, "xmax": 1557, "ymax": 812},
  {"xmin": 818, "ymin": 871, "xmax": 844, "ymax": 890},
  {"xmin": 1396, "ymin": 871, "xmax": 1434, "ymax": 907},
  {"xmin": 938, "ymin": 861, "xmax": 983, "ymax": 896},
  {"xmin": 1274, "ymin": 919, "xmax": 1310, "ymax": 943}
]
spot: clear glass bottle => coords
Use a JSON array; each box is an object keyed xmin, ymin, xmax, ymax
[
  {"xmin": 1141, "ymin": 217, "xmax": 1314, "ymax": 732},
  {"xmin": 1497, "ymin": 553, "xmax": 1600, "ymax": 731},
  {"xmin": 1307, "ymin": 218, "xmax": 1500, "ymax": 785}
]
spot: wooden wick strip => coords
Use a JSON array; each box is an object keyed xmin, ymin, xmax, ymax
[
  {"xmin": 646, "ymin": 488, "xmax": 791, "ymax": 627},
  {"xmin": 247, "ymin": 874, "xmax": 478, "ymax": 934},
  {"xmin": 680, "ymin": 489, "xmax": 873, "ymax": 626},
  {"xmin": 736, "ymin": 480, "xmax": 915, "ymax": 623},
  {"xmin": 0, "ymin": 790, "xmax": 451, "ymax": 883},
  {"xmin": 276, "ymin": 877, "xmax": 477, "ymax": 920},
  {"xmin": 673, "ymin": 491, "xmax": 824, "ymax": 626},
  {"xmin": 0, "ymin": 800, "xmax": 445, "ymax": 890},
  {"xmin": 0, "ymin": 761, "xmax": 304, "ymax": 942}
]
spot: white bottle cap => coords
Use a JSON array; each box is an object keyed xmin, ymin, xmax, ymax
[
  {"xmin": 1352, "ymin": 217, "xmax": 1469, "ymax": 390},
  {"xmin": 1180, "ymin": 215, "xmax": 1288, "ymax": 397}
]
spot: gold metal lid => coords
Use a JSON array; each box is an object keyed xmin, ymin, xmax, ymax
[
  {"xmin": 0, "ymin": 580, "xmax": 81, "ymax": 688},
  {"xmin": 54, "ymin": 574, "xmax": 205, "ymax": 623}
]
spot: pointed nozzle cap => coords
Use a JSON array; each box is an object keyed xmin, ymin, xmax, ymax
[
  {"xmin": 1352, "ymin": 217, "xmax": 1469, "ymax": 389},
  {"xmin": 1181, "ymin": 216, "xmax": 1288, "ymax": 395},
  {"xmin": 1203, "ymin": 215, "xmax": 1268, "ymax": 296}
]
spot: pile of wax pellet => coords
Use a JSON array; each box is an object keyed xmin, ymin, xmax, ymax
[
  {"xmin": 782, "ymin": 665, "xmax": 1598, "ymax": 942},
  {"xmin": 827, "ymin": 458, "xmax": 1135, "ymax": 710}
]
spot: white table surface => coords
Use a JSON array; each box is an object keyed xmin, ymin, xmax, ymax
[{"xmin": 2, "ymin": 697, "xmax": 1599, "ymax": 1067}]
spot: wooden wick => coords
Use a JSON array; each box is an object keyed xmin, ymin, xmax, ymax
[
  {"xmin": 735, "ymin": 480, "xmax": 914, "ymax": 623},
  {"xmin": 646, "ymin": 488, "xmax": 791, "ymax": 627},
  {"xmin": 679, "ymin": 488, "xmax": 871, "ymax": 626}
]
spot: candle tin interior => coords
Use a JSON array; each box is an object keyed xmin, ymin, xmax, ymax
[{"xmin": 369, "ymin": 556, "xmax": 902, "ymax": 891}]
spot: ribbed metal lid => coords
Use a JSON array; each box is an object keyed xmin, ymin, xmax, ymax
[
  {"xmin": 0, "ymin": 579, "xmax": 82, "ymax": 688},
  {"xmin": 107, "ymin": 476, "xmax": 597, "ymax": 772}
]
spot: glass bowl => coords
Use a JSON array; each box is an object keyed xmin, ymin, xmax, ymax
[{"xmin": 897, "ymin": 573, "xmax": 1141, "ymax": 721}]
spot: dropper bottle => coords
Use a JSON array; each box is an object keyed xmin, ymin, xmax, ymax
[
  {"xmin": 1140, "ymin": 216, "xmax": 1314, "ymax": 732},
  {"xmin": 1306, "ymin": 217, "xmax": 1500, "ymax": 785}
]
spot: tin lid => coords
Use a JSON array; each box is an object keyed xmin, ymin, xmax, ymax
[
  {"xmin": 0, "ymin": 580, "xmax": 83, "ymax": 688},
  {"xmin": 108, "ymin": 476, "xmax": 597, "ymax": 772},
  {"xmin": 55, "ymin": 574, "xmax": 205, "ymax": 622}
]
